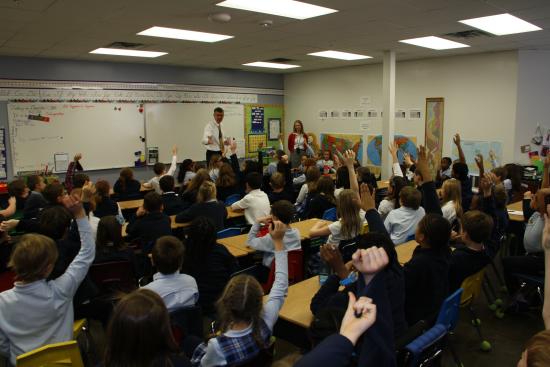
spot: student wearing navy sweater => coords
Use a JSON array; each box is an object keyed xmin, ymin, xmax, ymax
[
  {"xmin": 93, "ymin": 180, "xmax": 121, "ymax": 218},
  {"xmin": 126, "ymin": 192, "xmax": 171, "ymax": 251},
  {"xmin": 159, "ymin": 175, "xmax": 185, "ymax": 216},
  {"xmin": 113, "ymin": 168, "xmax": 141, "ymax": 200},
  {"xmin": 176, "ymin": 181, "xmax": 227, "ymax": 231}
]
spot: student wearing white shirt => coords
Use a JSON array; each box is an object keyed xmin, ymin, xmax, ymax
[
  {"xmin": 384, "ymin": 186, "xmax": 426, "ymax": 245},
  {"xmin": 202, "ymin": 107, "xmax": 226, "ymax": 164},
  {"xmin": 231, "ymin": 172, "xmax": 270, "ymax": 224},
  {"xmin": 143, "ymin": 146, "xmax": 178, "ymax": 194},
  {"xmin": 440, "ymin": 178, "xmax": 463, "ymax": 225}
]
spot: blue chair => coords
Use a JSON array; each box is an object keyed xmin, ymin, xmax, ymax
[
  {"xmin": 403, "ymin": 324, "xmax": 448, "ymax": 367},
  {"xmin": 224, "ymin": 194, "xmax": 241, "ymax": 206},
  {"xmin": 436, "ymin": 288, "xmax": 463, "ymax": 331},
  {"xmin": 322, "ymin": 207, "xmax": 337, "ymax": 221},
  {"xmin": 217, "ymin": 227, "xmax": 242, "ymax": 239}
]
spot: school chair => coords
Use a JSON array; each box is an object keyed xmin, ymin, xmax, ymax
[
  {"xmin": 262, "ymin": 249, "xmax": 304, "ymax": 293},
  {"xmin": 460, "ymin": 269, "xmax": 492, "ymax": 352},
  {"xmin": 321, "ymin": 207, "xmax": 337, "ymax": 221},
  {"xmin": 217, "ymin": 227, "xmax": 242, "ymax": 239},
  {"xmin": 434, "ymin": 288, "xmax": 463, "ymax": 366},
  {"xmin": 170, "ymin": 305, "xmax": 204, "ymax": 347},
  {"xmin": 306, "ymin": 236, "xmax": 327, "ymax": 277},
  {"xmin": 224, "ymin": 193, "xmax": 242, "ymax": 206},
  {"xmin": 16, "ymin": 340, "xmax": 84, "ymax": 367},
  {"xmin": 402, "ymin": 324, "xmax": 448, "ymax": 367},
  {"xmin": 88, "ymin": 260, "xmax": 137, "ymax": 294}
]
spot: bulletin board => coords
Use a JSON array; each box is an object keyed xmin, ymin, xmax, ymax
[{"xmin": 244, "ymin": 104, "xmax": 284, "ymax": 158}]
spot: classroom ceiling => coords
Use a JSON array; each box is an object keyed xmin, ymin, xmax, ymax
[{"xmin": 1, "ymin": 0, "xmax": 550, "ymax": 73}]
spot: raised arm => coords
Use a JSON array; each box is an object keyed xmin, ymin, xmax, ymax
[
  {"xmin": 343, "ymin": 150, "xmax": 359, "ymax": 195},
  {"xmin": 0, "ymin": 197, "xmax": 16, "ymax": 218},
  {"xmin": 475, "ymin": 154, "xmax": 485, "ymax": 184},
  {"xmin": 389, "ymin": 142, "xmax": 403, "ymax": 177},
  {"xmin": 416, "ymin": 145, "xmax": 443, "ymax": 215},
  {"xmin": 360, "ymin": 184, "xmax": 387, "ymax": 234},
  {"xmin": 166, "ymin": 146, "xmax": 178, "ymax": 176},
  {"xmin": 453, "ymin": 133, "xmax": 465, "ymax": 164}
]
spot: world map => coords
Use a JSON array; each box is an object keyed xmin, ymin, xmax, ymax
[{"xmin": 367, "ymin": 135, "xmax": 418, "ymax": 166}]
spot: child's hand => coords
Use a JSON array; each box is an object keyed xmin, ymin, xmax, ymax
[
  {"xmin": 320, "ymin": 244, "xmax": 349, "ymax": 279},
  {"xmin": 342, "ymin": 150, "xmax": 355, "ymax": 167},
  {"xmin": 480, "ymin": 174, "xmax": 492, "ymax": 197},
  {"xmin": 62, "ymin": 192, "xmax": 85, "ymax": 219},
  {"xmin": 8, "ymin": 197, "xmax": 16, "ymax": 207},
  {"xmin": 136, "ymin": 206, "xmax": 146, "ymax": 217},
  {"xmin": 270, "ymin": 220, "xmax": 286, "ymax": 251},
  {"xmin": 256, "ymin": 215, "xmax": 272, "ymax": 225},
  {"xmin": 474, "ymin": 154, "xmax": 484, "ymax": 169},
  {"xmin": 340, "ymin": 292, "xmax": 377, "ymax": 346},
  {"xmin": 230, "ymin": 139, "xmax": 237, "ymax": 154},
  {"xmin": 388, "ymin": 142, "xmax": 398, "ymax": 160},
  {"xmin": 415, "ymin": 145, "xmax": 431, "ymax": 184},
  {"xmin": 0, "ymin": 219, "xmax": 19, "ymax": 232},
  {"xmin": 360, "ymin": 183, "xmax": 375, "ymax": 211},
  {"xmin": 352, "ymin": 247, "xmax": 389, "ymax": 276},
  {"xmin": 453, "ymin": 133, "xmax": 461, "ymax": 146},
  {"xmin": 172, "ymin": 145, "xmax": 178, "ymax": 156}
]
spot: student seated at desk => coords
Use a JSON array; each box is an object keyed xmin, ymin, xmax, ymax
[
  {"xmin": 440, "ymin": 178, "xmax": 463, "ymax": 225},
  {"xmin": 64, "ymin": 153, "xmax": 84, "ymax": 193},
  {"xmin": 176, "ymin": 181, "xmax": 227, "ymax": 231},
  {"xmin": 143, "ymin": 236, "xmax": 198, "ymax": 311},
  {"xmin": 295, "ymin": 166, "xmax": 320, "ymax": 210},
  {"xmin": 23, "ymin": 175, "xmax": 47, "ymax": 219},
  {"xmin": 143, "ymin": 146, "xmax": 178, "ymax": 194},
  {"xmin": 304, "ymin": 176, "xmax": 336, "ymax": 219},
  {"xmin": 160, "ymin": 175, "xmax": 185, "ymax": 216},
  {"xmin": 247, "ymin": 200, "xmax": 300, "ymax": 279},
  {"xmin": 72, "ymin": 173, "xmax": 90, "ymax": 191},
  {"xmin": 0, "ymin": 194, "xmax": 94, "ymax": 366},
  {"xmin": 182, "ymin": 217, "xmax": 238, "ymax": 315},
  {"xmin": 103, "ymin": 289, "xmax": 191, "ymax": 367},
  {"xmin": 94, "ymin": 215, "xmax": 135, "ymax": 266},
  {"xmin": 180, "ymin": 169, "xmax": 210, "ymax": 209},
  {"xmin": 190, "ymin": 222, "xmax": 288, "ymax": 366},
  {"xmin": 208, "ymin": 154, "xmax": 223, "ymax": 182},
  {"xmin": 384, "ymin": 186, "xmax": 425, "ymax": 245},
  {"xmin": 215, "ymin": 163, "xmax": 239, "ymax": 203},
  {"xmin": 8, "ymin": 179, "xmax": 29, "ymax": 212},
  {"xmin": 435, "ymin": 156, "xmax": 453, "ymax": 188},
  {"xmin": 449, "ymin": 210, "xmax": 492, "ymax": 292},
  {"xmin": 178, "ymin": 158, "xmax": 196, "ymax": 186},
  {"xmin": 268, "ymin": 172, "xmax": 294, "ymax": 204},
  {"xmin": 126, "ymin": 192, "xmax": 171, "ymax": 250},
  {"xmin": 377, "ymin": 176, "xmax": 407, "ymax": 221},
  {"xmin": 113, "ymin": 167, "xmax": 141, "ymax": 200},
  {"xmin": 316, "ymin": 149, "xmax": 335, "ymax": 173},
  {"xmin": 293, "ymin": 157, "xmax": 317, "ymax": 187},
  {"xmin": 93, "ymin": 180, "xmax": 122, "ymax": 219},
  {"xmin": 230, "ymin": 172, "xmax": 270, "ymax": 225}
]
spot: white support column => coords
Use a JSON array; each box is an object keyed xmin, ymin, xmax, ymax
[{"xmin": 381, "ymin": 50, "xmax": 396, "ymax": 180}]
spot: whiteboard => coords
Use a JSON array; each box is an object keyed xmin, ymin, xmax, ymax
[
  {"xmin": 8, "ymin": 103, "xmax": 145, "ymax": 173},
  {"xmin": 145, "ymin": 103, "xmax": 245, "ymax": 162}
]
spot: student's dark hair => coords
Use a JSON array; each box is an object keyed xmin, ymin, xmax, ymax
[
  {"xmin": 305, "ymin": 166, "xmax": 321, "ymax": 193},
  {"xmin": 27, "ymin": 175, "xmax": 43, "ymax": 191},
  {"xmin": 183, "ymin": 217, "xmax": 218, "ymax": 274},
  {"xmin": 152, "ymin": 236, "xmax": 184, "ymax": 274},
  {"xmin": 177, "ymin": 159, "xmax": 194, "ymax": 183},
  {"xmin": 271, "ymin": 200, "xmax": 295, "ymax": 224},
  {"xmin": 39, "ymin": 206, "xmax": 72, "ymax": 240},
  {"xmin": 387, "ymin": 176, "xmax": 408, "ymax": 209},
  {"xmin": 493, "ymin": 184, "xmax": 507, "ymax": 209},
  {"xmin": 452, "ymin": 162, "xmax": 469, "ymax": 181},
  {"xmin": 399, "ymin": 186, "xmax": 421, "ymax": 210},
  {"xmin": 118, "ymin": 168, "xmax": 134, "ymax": 192},
  {"xmin": 276, "ymin": 150, "xmax": 285, "ymax": 160},
  {"xmin": 462, "ymin": 210, "xmax": 494, "ymax": 243},
  {"xmin": 94, "ymin": 180, "xmax": 110, "ymax": 205},
  {"xmin": 243, "ymin": 160, "xmax": 261, "ymax": 176},
  {"xmin": 153, "ymin": 162, "xmax": 166, "ymax": 176},
  {"xmin": 245, "ymin": 172, "xmax": 262, "ymax": 190},
  {"xmin": 492, "ymin": 166, "xmax": 507, "ymax": 182},
  {"xmin": 96, "ymin": 216, "xmax": 124, "ymax": 252},
  {"xmin": 8, "ymin": 179, "xmax": 26, "ymax": 197},
  {"xmin": 335, "ymin": 166, "xmax": 350, "ymax": 189},
  {"xmin": 523, "ymin": 329, "xmax": 550, "ymax": 367},
  {"xmin": 442, "ymin": 157, "xmax": 452, "ymax": 165},
  {"xmin": 357, "ymin": 167, "xmax": 376, "ymax": 187},
  {"xmin": 143, "ymin": 192, "xmax": 163, "ymax": 212},
  {"xmin": 184, "ymin": 168, "xmax": 210, "ymax": 194},
  {"xmin": 417, "ymin": 213, "xmax": 451, "ymax": 251},
  {"xmin": 159, "ymin": 175, "xmax": 175, "ymax": 193},
  {"xmin": 43, "ymin": 183, "xmax": 64, "ymax": 204},
  {"xmin": 214, "ymin": 107, "xmax": 224, "ymax": 114},
  {"xmin": 72, "ymin": 173, "xmax": 89, "ymax": 189},
  {"xmin": 316, "ymin": 176, "xmax": 336, "ymax": 204},
  {"xmin": 104, "ymin": 289, "xmax": 179, "ymax": 367},
  {"xmin": 216, "ymin": 163, "xmax": 237, "ymax": 188},
  {"xmin": 504, "ymin": 163, "xmax": 523, "ymax": 192}
]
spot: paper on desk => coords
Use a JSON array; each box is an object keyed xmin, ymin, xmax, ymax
[{"xmin": 507, "ymin": 210, "xmax": 523, "ymax": 216}]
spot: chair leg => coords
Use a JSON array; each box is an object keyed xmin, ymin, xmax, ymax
[{"xmin": 468, "ymin": 306, "xmax": 491, "ymax": 352}]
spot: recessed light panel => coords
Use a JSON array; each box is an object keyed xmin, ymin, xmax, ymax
[
  {"xmin": 217, "ymin": 0, "xmax": 337, "ymax": 20},
  {"xmin": 90, "ymin": 48, "xmax": 167, "ymax": 58},
  {"xmin": 138, "ymin": 26, "xmax": 233, "ymax": 42},
  {"xmin": 399, "ymin": 36, "xmax": 469, "ymax": 50},
  {"xmin": 243, "ymin": 61, "xmax": 301, "ymax": 69},
  {"xmin": 459, "ymin": 13, "xmax": 541, "ymax": 36},
  {"xmin": 308, "ymin": 50, "xmax": 372, "ymax": 60}
]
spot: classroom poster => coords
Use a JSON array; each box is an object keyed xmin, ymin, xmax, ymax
[
  {"xmin": 244, "ymin": 104, "xmax": 284, "ymax": 158},
  {"xmin": 320, "ymin": 133, "xmax": 364, "ymax": 163},
  {"xmin": 251, "ymin": 107, "xmax": 264, "ymax": 133},
  {"xmin": 425, "ymin": 98, "xmax": 444, "ymax": 175},
  {"xmin": 366, "ymin": 135, "xmax": 418, "ymax": 166},
  {"xmin": 451, "ymin": 140, "xmax": 503, "ymax": 175}
]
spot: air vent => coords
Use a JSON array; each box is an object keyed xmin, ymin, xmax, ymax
[
  {"xmin": 266, "ymin": 57, "xmax": 295, "ymax": 63},
  {"xmin": 105, "ymin": 42, "xmax": 145, "ymax": 49},
  {"xmin": 444, "ymin": 30, "xmax": 493, "ymax": 39}
]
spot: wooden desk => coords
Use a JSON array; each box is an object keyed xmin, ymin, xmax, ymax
[
  {"xmin": 396, "ymin": 240, "xmax": 418, "ymax": 265},
  {"xmin": 291, "ymin": 218, "xmax": 330, "ymax": 240},
  {"xmin": 227, "ymin": 207, "xmax": 244, "ymax": 220},
  {"xmin": 378, "ymin": 180, "xmax": 389, "ymax": 189},
  {"xmin": 507, "ymin": 201, "xmax": 524, "ymax": 222},
  {"xmin": 118, "ymin": 199, "xmax": 143, "ymax": 210},
  {"xmin": 140, "ymin": 184, "xmax": 153, "ymax": 192}
]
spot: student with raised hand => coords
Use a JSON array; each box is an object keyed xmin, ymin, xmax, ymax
[
  {"xmin": 113, "ymin": 167, "xmax": 141, "ymax": 200},
  {"xmin": 92, "ymin": 180, "xmax": 121, "ymax": 218},
  {"xmin": 159, "ymin": 175, "xmax": 185, "ymax": 216},
  {"xmin": 178, "ymin": 159, "xmax": 196, "ymax": 186},
  {"xmin": 0, "ymin": 192, "xmax": 95, "ymax": 366},
  {"xmin": 384, "ymin": 186, "xmax": 425, "ymax": 245},
  {"xmin": 23, "ymin": 175, "xmax": 47, "ymax": 219},
  {"xmin": 436, "ymin": 156, "xmax": 453, "ymax": 188},
  {"xmin": 478, "ymin": 172, "xmax": 509, "ymax": 257},
  {"xmin": 190, "ymin": 221, "xmax": 289, "ymax": 366},
  {"xmin": 516, "ymin": 205, "xmax": 550, "ymax": 367},
  {"xmin": 268, "ymin": 172, "xmax": 294, "ymax": 204},
  {"xmin": 215, "ymin": 162, "xmax": 239, "ymax": 202},
  {"xmin": 143, "ymin": 145, "xmax": 178, "ymax": 194},
  {"xmin": 452, "ymin": 134, "xmax": 473, "ymax": 211},
  {"xmin": 103, "ymin": 289, "xmax": 191, "ymax": 367},
  {"xmin": 64, "ymin": 153, "xmax": 83, "ymax": 193}
]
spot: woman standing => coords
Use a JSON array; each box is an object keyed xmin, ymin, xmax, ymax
[{"xmin": 288, "ymin": 120, "xmax": 309, "ymax": 168}]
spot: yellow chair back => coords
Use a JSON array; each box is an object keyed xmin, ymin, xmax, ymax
[
  {"xmin": 460, "ymin": 269, "xmax": 486, "ymax": 307},
  {"xmin": 16, "ymin": 340, "xmax": 84, "ymax": 367}
]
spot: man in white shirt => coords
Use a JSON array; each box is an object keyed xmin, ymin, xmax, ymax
[
  {"xmin": 231, "ymin": 172, "xmax": 270, "ymax": 224},
  {"xmin": 202, "ymin": 107, "xmax": 225, "ymax": 163}
]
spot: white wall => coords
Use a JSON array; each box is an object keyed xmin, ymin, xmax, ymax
[
  {"xmin": 515, "ymin": 50, "xmax": 550, "ymax": 165},
  {"xmin": 284, "ymin": 51, "xmax": 518, "ymax": 167}
]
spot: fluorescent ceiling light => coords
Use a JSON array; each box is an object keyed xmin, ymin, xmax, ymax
[
  {"xmin": 217, "ymin": 0, "xmax": 337, "ymax": 20},
  {"xmin": 308, "ymin": 50, "xmax": 372, "ymax": 60},
  {"xmin": 459, "ymin": 13, "xmax": 541, "ymax": 36},
  {"xmin": 89, "ymin": 48, "xmax": 167, "ymax": 58},
  {"xmin": 138, "ymin": 26, "xmax": 233, "ymax": 42},
  {"xmin": 243, "ymin": 61, "xmax": 300, "ymax": 69},
  {"xmin": 399, "ymin": 36, "xmax": 469, "ymax": 50}
]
